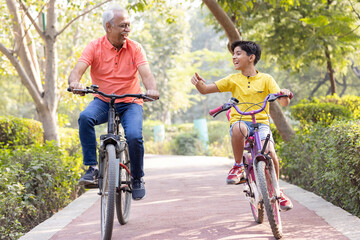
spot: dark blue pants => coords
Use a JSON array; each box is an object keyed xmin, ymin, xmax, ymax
[{"xmin": 78, "ymin": 98, "xmax": 144, "ymax": 179}]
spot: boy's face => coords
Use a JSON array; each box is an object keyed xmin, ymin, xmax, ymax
[{"xmin": 232, "ymin": 46, "xmax": 254, "ymax": 70}]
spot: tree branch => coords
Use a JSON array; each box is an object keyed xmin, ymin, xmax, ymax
[
  {"xmin": 202, "ymin": 0, "xmax": 241, "ymax": 51},
  {"xmin": 348, "ymin": 0, "xmax": 360, "ymax": 20},
  {"xmin": 350, "ymin": 59, "xmax": 360, "ymax": 78},
  {"xmin": 18, "ymin": 0, "xmax": 46, "ymax": 39},
  {"xmin": 309, "ymin": 74, "xmax": 328, "ymax": 99},
  {"xmin": 56, "ymin": 0, "xmax": 112, "ymax": 37},
  {"xmin": 0, "ymin": 43, "xmax": 43, "ymax": 106}
]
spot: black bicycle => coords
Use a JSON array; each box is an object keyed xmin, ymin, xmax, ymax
[{"xmin": 68, "ymin": 84, "xmax": 154, "ymax": 240}]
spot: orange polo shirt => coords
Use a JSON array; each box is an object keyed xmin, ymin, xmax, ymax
[{"xmin": 79, "ymin": 35, "xmax": 148, "ymax": 104}]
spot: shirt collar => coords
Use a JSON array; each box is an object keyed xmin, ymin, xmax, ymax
[
  {"xmin": 104, "ymin": 35, "xmax": 128, "ymax": 51},
  {"xmin": 241, "ymin": 70, "xmax": 259, "ymax": 79}
]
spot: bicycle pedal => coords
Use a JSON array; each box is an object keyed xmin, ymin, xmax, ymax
[{"xmin": 84, "ymin": 183, "xmax": 99, "ymax": 189}]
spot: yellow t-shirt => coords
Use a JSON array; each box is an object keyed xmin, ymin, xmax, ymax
[{"xmin": 215, "ymin": 72, "xmax": 280, "ymax": 126}]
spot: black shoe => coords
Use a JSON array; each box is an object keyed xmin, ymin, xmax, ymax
[
  {"xmin": 131, "ymin": 178, "xmax": 146, "ymax": 200},
  {"xmin": 79, "ymin": 166, "xmax": 99, "ymax": 186}
]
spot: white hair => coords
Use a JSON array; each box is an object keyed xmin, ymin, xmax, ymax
[{"xmin": 102, "ymin": 5, "xmax": 127, "ymax": 32}]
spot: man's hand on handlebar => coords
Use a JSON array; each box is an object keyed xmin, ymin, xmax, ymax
[
  {"xmin": 144, "ymin": 89, "xmax": 160, "ymax": 102},
  {"xmin": 68, "ymin": 82, "xmax": 85, "ymax": 96}
]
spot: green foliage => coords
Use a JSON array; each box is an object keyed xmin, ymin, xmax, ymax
[
  {"xmin": 311, "ymin": 94, "xmax": 360, "ymax": 120},
  {"xmin": 0, "ymin": 116, "xmax": 43, "ymax": 147},
  {"xmin": 291, "ymin": 102, "xmax": 352, "ymax": 126},
  {"xmin": 0, "ymin": 127, "xmax": 83, "ymax": 239},
  {"xmin": 143, "ymin": 120, "xmax": 167, "ymax": 142},
  {"xmin": 209, "ymin": 0, "xmax": 360, "ymax": 99},
  {"xmin": 279, "ymin": 121, "xmax": 360, "ymax": 218},
  {"xmin": 170, "ymin": 131, "xmax": 204, "ymax": 156},
  {"xmin": 207, "ymin": 121, "xmax": 233, "ymax": 157},
  {"xmin": 291, "ymin": 94, "xmax": 360, "ymax": 126}
]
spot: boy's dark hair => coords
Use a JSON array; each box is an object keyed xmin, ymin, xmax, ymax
[{"xmin": 231, "ymin": 40, "xmax": 261, "ymax": 65}]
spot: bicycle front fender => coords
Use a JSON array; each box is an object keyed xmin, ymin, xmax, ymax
[{"xmin": 100, "ymin": 134, "xmax": 121, "ymax": 157}]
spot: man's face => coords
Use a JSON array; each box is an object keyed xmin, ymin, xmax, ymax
[
  {"xmin": 232, "ymin": 46, "xmax": 253, "ymax": 70},
  {"xmin": 107, "ymin": 10, "xmax": 131, "ymax": 47}
]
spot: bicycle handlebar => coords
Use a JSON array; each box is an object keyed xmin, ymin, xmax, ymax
[
  {"xmin": 67, "ymin": 85, "xmax": 156, "ymax": 101},
  {"xmin": 209, "ymin": 93, "xmax": 292, "ymax": 118}
]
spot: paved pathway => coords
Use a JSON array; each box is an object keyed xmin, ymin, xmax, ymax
[{"xmin": 20, "ymin": 155, "xmax": 360, "ymax": 240}]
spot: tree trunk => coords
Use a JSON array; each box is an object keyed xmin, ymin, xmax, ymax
[
  {"xmin": 38, "ymin": 105, "xmax": 59, "ymax": 142},
  {"xmin": 270, "ymin": 102, "xmax": 295, "ymax": 142},
  {"xmin": 3, "ymin": 0, "xmax": 59, "ymax": 142},
  {"xmin": 325, "ymin": 47, "xmax": 336, "ymax": 94},
  {"xmin": 203, "ymin": 0, "xmax": 295, "ymax": 141}
]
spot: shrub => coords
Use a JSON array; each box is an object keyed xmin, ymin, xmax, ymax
[
  {"xmin": 144, "ymin": 141, "xmax": 172, "ymax": 155},
  {"xmin": 0, "ymin": 142, "xmax": 84, "ymax": 239},
  {"xmin": 170, "ymin": 131, "xmax": 204, "ymax": 156},
  {"xmin": 279, "ymin": 120, "xmax": 360, "ymax": 218},
  {"xmin": 142, "ymin": 120, "xmax": 165, "ymax": 142},
  {"xmin": 310, "ymin": 94, "xmax": 360, "ymax": 119},
  {"xmin": 291, "ymin": 102, "xmax": 352, "ymax": 126},
  {"xmin": 0, "ymin": 116, "xmax": 43, "ymax": 147},
  {"xmin": 207, "ymin": 120, "xmax": 233, "ymax": 157}
]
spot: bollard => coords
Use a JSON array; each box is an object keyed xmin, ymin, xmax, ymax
[
  {"xmin": 154, "ymin": 125, "xmax": 165, "ymax": 142},
  {"xmin": 193, "ymin": 118, "xmax": 209, "ymax": 149}
]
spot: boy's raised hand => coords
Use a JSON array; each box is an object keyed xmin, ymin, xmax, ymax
[{"xmin": 191, "ymin": 72, "xmax": 205, "ymax": 86}]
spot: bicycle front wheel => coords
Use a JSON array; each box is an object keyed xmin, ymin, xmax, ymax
[
  {"xmin": 257, "ymin": 160, "xmax": 283, "ymax": 239},
  {"xmin": 248, "ymin": 169, "xmax": 264, "ymax": 223},
  {"xmin": 116, "ymin": 144, "xmax": 132, "ymax": 225},
  {"xmin": 101, "ymin": 144, "xmax": 117, "ymax": 240}
]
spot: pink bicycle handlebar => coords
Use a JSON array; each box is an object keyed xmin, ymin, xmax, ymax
[{"xmin": 209, "ymin": 106, "xmax": 224, "ymax": 116}]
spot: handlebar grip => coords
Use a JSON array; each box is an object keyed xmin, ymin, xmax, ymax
[
  {"xmin": 209, "ymin": 106, "xmax": 223, "ymax": 116},
  {"xmin": 289, "ymin": 92, "xmax": 293, "ymax": 100},
  {"xmin": 67, "ymin": 87, "xmax": 72, "ymax": 92}
]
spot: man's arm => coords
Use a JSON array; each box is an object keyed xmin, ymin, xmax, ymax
[
  {"xmin": 191, "ymin": 72, "xmax": 220, "ymax": 94},
  {"xmin": 68, "ymin": 61, "xmax": 89, "ymax": 95},
  {"xmin": 138, "ymin": 64, "xmax": 159, "ymax": 99}
]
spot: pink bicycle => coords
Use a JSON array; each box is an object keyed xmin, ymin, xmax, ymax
[{"xmin": 209, "ymin": 93, "xmax": 290, "ymax": 239}]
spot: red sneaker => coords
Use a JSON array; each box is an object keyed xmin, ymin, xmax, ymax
[
  {"xmin": 279, "ymin": 189, "xmax": 293, "ymax": 211},
  {"xmin": 226, "ymin": 165, "xmax": 246, "ymax": 185}
]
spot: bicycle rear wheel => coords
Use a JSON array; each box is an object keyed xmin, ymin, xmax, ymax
[
  {"xmin": 101, "ymin": 144, "xmax": 117, "ymax": 240},
  {"xmin": 247, "ymin": 169, "xmax": 264, "ymax": 223},
  {"xmin": 116, "ymin": 144, "xmax": 132, "ymax": 225},
  {"xmin": 257, "ymin": 160, "xmax": 283, "ymax": 239}
]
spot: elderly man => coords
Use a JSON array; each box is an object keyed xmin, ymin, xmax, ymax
[{"xmin": 68, "ymin": 5, "xmax": 159, "ymax": 200}]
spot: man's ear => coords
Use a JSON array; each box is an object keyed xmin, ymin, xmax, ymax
[{"xmin": 106, "ymin": 22, "xmax": 111, "ymax": 33}]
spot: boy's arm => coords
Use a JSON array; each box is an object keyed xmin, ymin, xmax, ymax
[
  {"xmin": 277, "ymin": 88, "xmax": 292, "ymax": 107},
  {"xmin": 191, "ymin": 72, "xmax": 220, "ymax": 94}
]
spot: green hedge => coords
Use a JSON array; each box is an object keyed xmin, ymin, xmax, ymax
[
  {"xmin": 278, "ymin": 121, "xmax": 360, "ymax": 218},
  {"xmin": 0, "ymin": 142, "xmax": 84, "ymax": 239},
  {"xmin": 290, "ymin": 95, "xmax": 360, "ymax": 127},
  {"xmin": 291, "ymin": 102, "xmax": 352, "ymax": 126},
  {"xmin": 0, "ymin": 116, "xmax": 43, "ymax": 147},
  {"xmin": 0, "ymin": 116, "xmax": 84, "ymax": 239}
]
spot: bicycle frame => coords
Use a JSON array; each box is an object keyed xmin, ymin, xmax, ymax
[{"xmin": 98, "ymin": 97, "xmax": 131, "ymax": 194}]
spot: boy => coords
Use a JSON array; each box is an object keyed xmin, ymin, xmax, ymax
[{"xmin": 190, "ymin": 40, "xmax": 293, "ymax": 211}]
